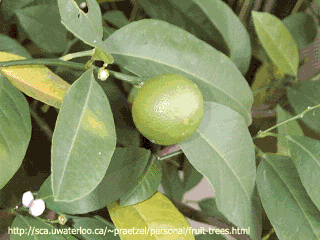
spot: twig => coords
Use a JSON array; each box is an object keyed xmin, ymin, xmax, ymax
[
  {"xmin": 29, "ymin": 108, "xmax": 53, "ymax": 141},
  {"xmin": 129, "ymin": 0, "xmax": 140, "ymax": 22}
]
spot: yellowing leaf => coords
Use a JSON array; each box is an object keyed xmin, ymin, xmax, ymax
[
  {"xmin": 0, "ymin": 52, "xmax": 70, "ymax": 108},
  {"xmin": 108, "ymin": 192, "xmax": 195, "ymax": 240}
]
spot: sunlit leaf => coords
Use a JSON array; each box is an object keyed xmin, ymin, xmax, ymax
[
  {"xmin": 108, "ymin": 192, "xmax": 195, "ymax": 240},
  {"xmin": 0, "ymin": 52, "xmax": 70, "ymax": 108},
  {"xmin": 252, "ymin": 11, "xmax": 299, "ymax": 76}
]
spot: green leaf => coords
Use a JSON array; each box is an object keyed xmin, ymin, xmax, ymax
[
  {"xmin": 11, "ymin": 215, "xmax": 66, "ymax": 240},
  {"xmin": 98, "ymin": 79, "xmax": 140, "ymax": 147},
  {"xmin": 105, "ymin": 19, "xmax": 253, "ymax": 126},
  {"xmin": 120, "ymin": 155, "xmax": 162, "ymax": 206},
  {"xmin": 138, "ymin": 0, "xmax": 230, "ymax": 57},
  {"xmin": 0, "ymin": 34, "xmax": 31, "ymax": 59},
  {"xmin": 15, "ymin": 4, "xmax": 68, "ymax": 53},
  {"xmin": 102, "ymin": 10, "xmax": 129, "ymax": 29},
  {"xmin": 57, "ymin": 0, "xmax": 114, "ymax": 64},
  {"xmin": 257, "ymin": 154, "xmax": 320, "ymax": 240},
  {"xmin": 39, "ymin": 147, "xmax": 151, "ymax": 214},
  {"xmin": 194, "ymin": 233, "xmax": 227, "ymax": 240},
  {"xmin": 68, "ymin": 215, "xmax": 120, "ymax": 240},
  {"xmin": 182, "ymin": 157, "xmax": 203, "ymax": 192},
  {"xmin": 287, "ymin": 81, "xmax": 320, "ymax": 132},
  {"xmin": 252, "ymin": 11, "xmax": 299, "ymax": 76},
  {"xmin": 160, "ymin": 161, "xmax": 184, "ymax": 202},
  {"xmin": 287, "ymin": 136, "xmax": 320, "ymax": 211},
  {"xmin": 276, "ymin": 105, "xmax": 304, "ymax": 156},
  {"xmin": 51, "ymin": 69, "xmax": 116, "ymax": 202},
  {"xmin": 58, "ymin": 0, "xmax": 102, "ymax": 44},
  {"xmin": 283, "ymin": 12, "xmax": 317, "ymax": 51},
  {"xmin": 0, "ymin": 75, "xmax": 31, "ymax": 190},
  {"xmin": 180, "ymin": 102, "xmax": 260, "ymax": 240},
  {"xmin": 1, "ymin": 0, "xmax": 34, "ymax": 19},
  {"xmin": 193, "ymin": 0, "xmax": 252, "ymax": 75},
  {"xmin": 198, "ymin": 198, "xmax": 228, "ymax": 221}
]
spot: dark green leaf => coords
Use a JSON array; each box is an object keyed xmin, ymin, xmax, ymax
[
  {"xmin": 11, "ymin": 215, "xmax": 66, "ymax": 240},
  {"xmin": 15, "ymin": 4, "xmax": 68, "ymax": 53},
  {"xmin": 51, "ymin": 69, "xmax": 116, "ymax": 201},
  {"xmin": 68, "ymin": 215, "xmax": 120, "ymax": 240},
  {"xmin": 160, "ymin": 161, "xmax": 184, "ymax": 202},
  {"xmin": 120, "ymin": 156, "xmax": 162, "ymax": 206},
  {"xmin": 98, "ymin": 79, "xmax": 140, "ymax": 147},
  {"xmin": 105, "ymin": 19, "xmax": 253, "ymax": 126},
  {"xmin": 198, "ymin": 198, "xmax": 228, "ymax": 221},
  {"xmin": 283, "ymin": 12, "xmax": 317, "ymax": 51},
  {"xmin": 182, "ymin": 157, "xmax": 203, "ymax": 192},
  {"xmin": 102, "ymin": 10, "xmax": 129, "ymax": 29},
  {"xmin": 0, "ymin": 34, "xmax": 31, "ymax": 59},
  {"xmin": 257, "ymin": 154, "xmax": 320, "ymax": 240},
  {"xmin": 0, "ymin": 75, "xmax": 31, "ymax": 190},
  {"xmin": 1, "ymin": 0, "xmax": 34, "ymax": 19},
  {"xmin": 287, "ymin": 81, "xmax": 320, "ymax": 132},
  {"xmin": 181, "ymin": 102, "xmax": 259, "ymax": 240},
  {"xmin": 194, "ymin": 232, "xmax": 227, "ymax": 239},
  {"xmin": 39, "ymin": 147, "xmax": 150, "ymax": 214}
]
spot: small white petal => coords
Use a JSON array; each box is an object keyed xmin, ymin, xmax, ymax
[
  {"xmin": 22, "ymin": 191, "xmax": 34, "ymax": 208},
  {"xmin": 98, "ymin": 69, "xmax": 109, "ymax": 81},
  {"xmin": 29, "ymin": 199, "xmax": 45, "ymax": 217},
  {"xmin": 79, "ymin": 2, "xmax": 87, "ymax": 9}
]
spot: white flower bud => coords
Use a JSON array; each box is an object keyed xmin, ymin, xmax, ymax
[
  {"xmin": 22, "ymin": 191, "xmax": 34, "ymax": 208},
  {"xmin": 29, "ymin": 199, "xmax": 45, "ymax": 217},
  {"xmin": 98, "ymin": 69, "xmax": 109, "ymax": 81}
]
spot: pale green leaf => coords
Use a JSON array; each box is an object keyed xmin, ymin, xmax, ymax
[
  {"xmin": 0, "ymin": 75, "xmax": 31, "ymax": 190},
  {"xmin": 181, "ymin": 102, "xmax": 260, "ymax": 240},
  {"xmin": 51, "ymin": 69, "xmax": 116, "ymax": 202},
  {"xmin": 283, "ymin": 12, "xmax": 317, "ymax": 51},
  {"xmin": 257, "ymin": 154, "xmax": 320, "ymax": 240},
  {"xmin": 105, "ymin": 19, "xmax": 253, "ymax": 126},
  {"xmin": 252, "ymin": 11, "xmax": 299, "ymax": 76},
  {"xmin": 287, "ymin": 136, "xmax": 320, "ymax": 211}
]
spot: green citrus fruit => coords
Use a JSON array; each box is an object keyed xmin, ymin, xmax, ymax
[{"xmin": 132, "ymin": 73, "xmax": 204, "ymax": 145}]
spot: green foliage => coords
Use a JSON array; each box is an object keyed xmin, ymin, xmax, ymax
[{"xmin": 0, "ymin": 0, "xmax": 320, "ymax": 239}]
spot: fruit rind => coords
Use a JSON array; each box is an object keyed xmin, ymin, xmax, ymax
[{"xmin": 132, "ymin": 73, "xmax": 204, "ymax": 145}]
